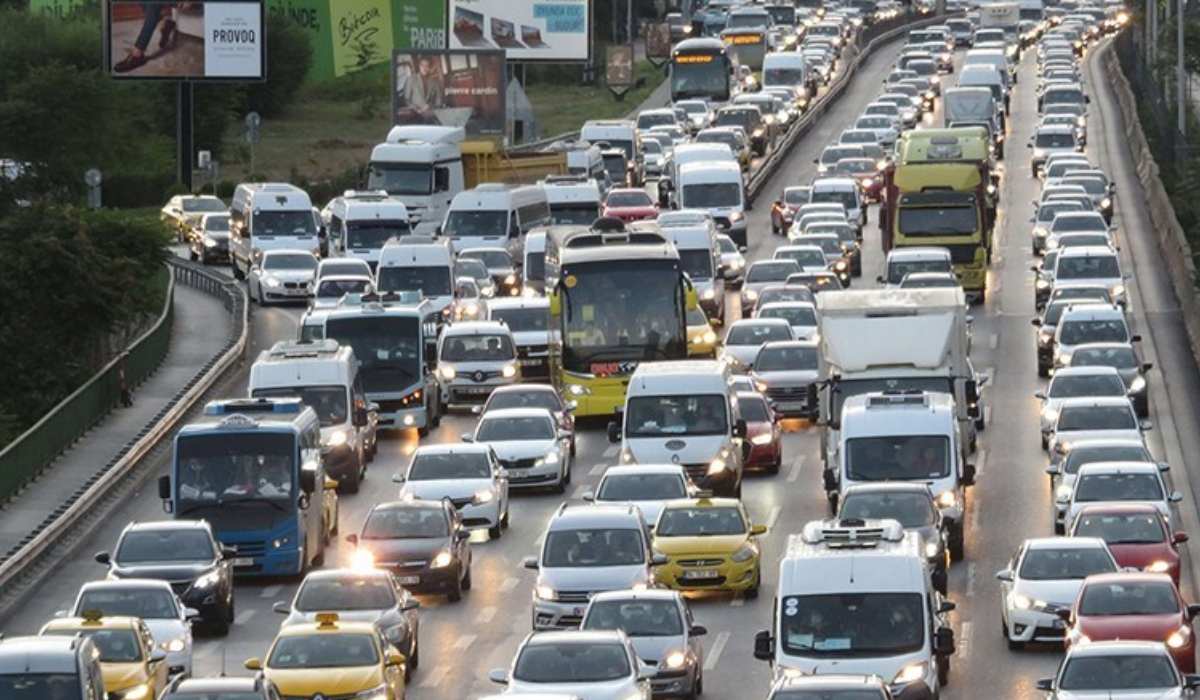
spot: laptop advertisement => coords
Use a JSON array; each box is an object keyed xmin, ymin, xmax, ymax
[{"xmin": 447, "ymin": 0, "xmax": 590, "ymax": 62}]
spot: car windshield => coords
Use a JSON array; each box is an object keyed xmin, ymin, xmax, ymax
[
  {"xmin": 205, "ymin": 215, "xmax": 231, "ymax": 230},
  {"xmin": 491, "ymin": 307, "xmax": 548, "ymax": 333},
  {"xmin": 780, "ymin": 593, "xmax": 924, "ymax": 656},
  {"xmin": 362, "ymin": 506, "xmax": 448, "ymax": 539},
  {"xmin": 839, "ymin": 492, "xmax": 937, "ymax": 528},
  {"xmin": 1059, "ymin": 654, "xmax": 1178, "ymax": 690},
  {"xmin": 550, "ymin": 203, "xmax": 601, "ymax": 226},
  {"xmin": 1072, "ymin": 346, "xmax": 1139, "ymax": 369},
  {"xmin": 377, "ymin": 266, "xmax": 452, "ymax": 297},
  {"xmin": 0, "ymin": 674, "xmax": 94, "ymax": 700},
  {"xmin": 784, "ymin": 190, "xmax": 810, "ymax": 205},
  {"xmin": 295, "ymin": 576, "xmax": 397, "ymax": 611},
  {"xmin": 1074, "ymin": 512, "xmax": 1167, "ymax": 543},
  {"xmin": 810, "ymin": 189, "xmax": 858, "ymax": 210},
  {"xmin": 1079, "ymin": 580, "xmax": 1179, "ymax": 616},
  {"xmin": 584, "ymin": 599, "xmax": 684, "ymax": 637},
  {"xmin": 254, "ymin": 210, "xmax": 317, "ymax": 237},
  {"xmin": 1076, "ymin": 472, "xmax": 1163, "ymax": 502},
  {"xmin": 443, "ymin": 210, "xmax": 507, "ymax": 238},
  {"xmin": 727, "ymin": 323, "xmax": 793, "ymax": 345},
  {"xmin": 1058, "ymin": 255, "xmax": 1120, "ymax": 280},
  {"xmin": 626, "ymin": 394, "xmax": 729, "ymax": 437},
  {"xmin": 608, "ymin": 190, "xmax": 654, "ymax": 208},
  {"xmin": 1058, "ymin": 404, "xmax": 1136, "ymax": 431},
  {"xmin": 264, "ymin": 254, "xmax": 317, "ymax": 271},
  {"xmin": 901, "ymin": 275, "xmax": 958, "ymax": 288},
  {"xmin": 681, "ymin": 182, "xmax": 742, "ymax": 208},
  {"xmin": 887, "ymin": 259, "xmax": 953, "ymax": 284},
  {"xmin": 441, "ymin": 334, "xmax": 514, "ymax": 362},
  {"xmin": 268, "ymin": 633, "xmax": 379, "ymax": 669},
  {"xmin": 542, "ymin": 529, "xmax": 645, "ymax": 567},
  {"xmin": 251, "ymin": 385, "xmax": 346, "ymax": 427},
  {"xmin": 738, "ymin": 395, "xmax": 771, "ymax": 422},
  {"xmin": 821, "ymin": 147, "xmax": 863, "ymax": 164},
  {"xmin": 754, "ymin": 344, "xmax": 818, "ymax": 371},
  {"xmin": 834, "ymin": 159, "xmax": 876, "ymax": 175},
  {"xmin": 678, "ymin": 249, "xmax": 715, "ymax": 280},
  {"xmin": 1019, "ymin": 547, "xmax": 1116, "ymax": 580},
  {"xmin": 485, "ymin": 391, "xmax": 560, "ymax": 414},
  {"xmin": 749, "ymin": 261, "xmax": 802, "ymax": 283},
  {"xmin": 316, "ymin": 279, "xmax": 370, "ymax": 299},
  {"xmin": 1060, "ymin": 320, "xmax": 1128, "ymax": 345},
  {"xmin": 1037, "ymin": 132, "xmax": 1078, "ymax": 148},
  {"xmin": 408, "ymin": 451, "xmax": 491, "ymax": 480},
  {"xmin": 457, "ymin": 259, "xmax": 490, "ymax": 281},
  {"xmin": 513, "ymin": 642, "xmax": 631, "ymax": 683},
  {"xmin": 476, "ymin": 415, "xmax": 555, "ymax": 441},
  {"xmin": 116, "ymin": 529, "xmax": 213, "ymax": 563},
  {"xmin": 759, "ymin": 305, "xmax": 817, "ymax": 328},
  {"xmin": 43, "ymin": 628, "xmax": 141, "ymax": 662},
  {"xmin": 1064, "ymin": 444, "xmax": 1152, "ymax": 475},
  {"xmin": 76, "ymin": 588, "xmax": 178, "ymax": 620},
  {"xmin": 845, "ymin": 435, "xmax": 951, "ymax": 480},
  {"xmin": 1049, "ymin": 374, "xmax": 1127, "ymax": 398},
  {"xmin": 1040, "ymin": 203, "xmax": 1087, "ymax": 223},
  {"xmin": 1064, "ymin": 177, "xmax": 1107, "ymax": 195},
  {"xmin": 463, "ymin": 250, "xmax": 513, "ymax": 269},
  {"xmin": 656, "ymin": 506, "xmax": 746, "ymax": 536},
  {"xmin": 598, "ymin": 473, "xmax": 686, "ymax": 501}
]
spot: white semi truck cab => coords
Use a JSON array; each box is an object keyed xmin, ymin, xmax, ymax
[{"xmin": 369, "ymin": 125, "xmax": 466, "ymax": 236}]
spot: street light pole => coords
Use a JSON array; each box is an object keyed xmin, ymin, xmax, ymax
[{"xmin": 1179, "ymin": 0, "xmax": 1187, "ymax": 136}]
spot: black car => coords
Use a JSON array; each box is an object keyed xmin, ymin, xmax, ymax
[
  {"xmin": 346, "ymin": 498, "xmax": 473, "ymax": 601},
  {"xmin": 187, "ymin": 212, "xmax": 232, "ymax": 265},
  {"xmin": 95, "ymin": 520, "xmax": 235, "ymax": 634},
  {"xmin": 161, "ymin": 674, "xmax": 281, "ymax": 699}
]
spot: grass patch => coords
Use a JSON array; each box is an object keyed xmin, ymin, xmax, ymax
[{"xmin": 526, "ymin": 60, "xmax": 666, "ymax": 138}]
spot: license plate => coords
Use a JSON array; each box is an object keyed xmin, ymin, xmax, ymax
[
  {"xmin": 461, "ymin": 386, "xmax": 490, "ymax": 394},
  {"xmin": 777, "ymin": 401, "xmax": 806, "ymax": 411},
  {"xmin": 397, "ymin": 576, "xmax": 420, "ymax": 585},
  {"xmin": 232, "ymin": 557, "xmax": 254, "ymax": 567},
  {"xmin": 683, "ymin": 569, "xmax": 718, "ymax": 579},
  {"xmin": 519, "ymin": 359, "xmax": 542, "ymax": 366}
]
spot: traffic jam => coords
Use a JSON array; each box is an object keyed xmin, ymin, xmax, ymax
[{"xmin": 5, "ymin": 0, "xmax": 1188, "ymax": 699}]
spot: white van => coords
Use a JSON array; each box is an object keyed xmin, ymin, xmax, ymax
[
  {"xmin": 440, "ymin": 184, "xmax": 551, "ymax": 258},
  {"xmin": 522, "ymin": 230, "xmax": 548, "ymax": 295},
  {"xmin": 610, "ymin": 360, "xmax": 747, "ymax": 498},
  {"xmin": 581, "ymin": 119, "xmax": 641, "ymax": 175},
  {"xmin": 323, "ymin": 190, "xmax": 411, "ymax": 272},
  {"xmin": 539, "ymin": 175, "xmax": 602, "ymax": 227},
  {"xmin": 657, "ymin": 210, "xmax": 725, "ymax": 322},
  {"xmin": 963, "ymin": 48, "xmax": 1013, "ymax": 88},
  {"xmin": 958, "ymin": 64, "xmax": 1009, "ymax": 116},
  {"xmin": 229, "ymin": 183, "xmax": 321, "ymax": 281},
  {"xmin": 676, "ymin": 160, "xmax": 749, "ymax": 247},
  {"xmin": 754, "ymin": 518, "xmax": 956, "ymax": 695},
  {"xmin": 762, "ymin": 51, "xmax": 813, "ymax": 102},
  {"xmin": 564, "ymin": 145, "xmax": 613, "ymax": 196},
  {"xmin": 667, "ymin": 142, "xmax": 739, "ymax": 207},
  {"xmin": 810, "ymin": 177, "xmax": 865, "ymax": 228},
  {"xmin": 376, "ymin": 236, "xmax": 455, "ymax": 317},
  {"xmin": 368, "ymin": 125, "xmax": 465, "ymax": 236},
  {"xmin": 880, "ymin": 247, "xmax": 954, "ymax": 286},
  {"xmin": 247, "ymin": 339, "xmax": 375, "ymax": 492}
]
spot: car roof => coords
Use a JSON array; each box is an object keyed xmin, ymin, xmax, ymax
[
  {"xmin": 589, "ymin": 588, "xmax": 682, "ymax": 603},
  {"xmin": 842, "ymin": 482, "xmax": 935, "ymax": 496},
  {"xmin": 527, "ymin": 629, "xmax": 627, "ymax": 645},
  {"xmin": 550, "ymin": 503, "xmax": 643, "ymax": 529},
  {"xmin": 1056, "ymin": 396, "xmax": 1136, "ymax": 409},
  {"xmin": 1051, "ymin": 365, "xmax": 1123, "ymax": 378},
  {"xmin": 601, "ymin": 464, "xmax": 687, "ymax": 477},
  {"xmin": 1075, "ymin": 460, "xmax": 1161, "ymax": 475},
  {"xmin": 300, "ymin": 567, "xmax": 395, "ymax": 582},
  {"xmin": 1024, "ymin": 536, "xmax": 1109, "ymax": 550},
  {"xmin": 1067, "ymin": 640, "xmax": 1175, "ymax": 657},
  {"xmin": 124, "ymin": 519, "xmax": 211, "ymax": 533},
  {"xmin": 172, "ymin": 677, "xmax": 263, "ymax": 692},
  {"xmin": 413, "ymin": 443, "xmax": 491, "ymax": 456},
  {"xmin": 478, "ymin": 407, "xmax": 556, "ymax": 421}
]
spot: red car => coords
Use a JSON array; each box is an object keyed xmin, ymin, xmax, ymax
[
  {"xmin": 770, "ymin": 186, "xmax": 811, "ymax": 235},
  {"xmin": 1064, "ymin": 572, "xmax": 1200, "ymax": 672},
  {"xmin": 737, "ymin": 391, "xmax": 782, "ymax": 473},
  {"xmin": 1069, "ymin": 503, "xmax": 1189, "ymax": 585},
  {"xmin": 601, "ymin": 188, "xmax": 658, "ymax": 222}
]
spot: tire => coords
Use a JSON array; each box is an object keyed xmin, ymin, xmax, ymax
[
  {"xmin": 745, "ymin": 570, "xmax": 760, "ymax": 599},
  {"xmin": 462, "ymin": 564, "xmax": 472, "ymax": 591},
  {"xmin": 448, "ymin": 574, "xmax": 463, "ymax": 602},
  {"xmin": 313, "ymin": 540, "xmax": 325, "ymax": 567},
  {"xmin": 489, "ymin": 521, "xmax": 502, "ymax": 540},
  {"xmin": 409, "ymin": 634, "xmax": 420, "ymax": 670},
  {"xmin": 938, "ymin": 656, "xmax": 950, "ymax": 686},
  {"xmin": 189, "ymin": 248, "xmax": 199, "ymax": 262},
  {"xmin": 232, "ymin": 260, "xmax": 245, "ymax": 281},
  {"xmin": 1037, "ymin": 363, "xmax": 1050, "ymax": 378},
  {"xmin": 767, "ymin": 457, "xmax": 781, "ymax": 475},
  {"xmin": 417, "ymin": 425, "xmax": 430, "ymax": 438},
  {"xmin": 563, "ymin": 462, "xmax": 572, "ymax": 485},
  {"xmin": 502, "ymin": 507, "xmax": 510, "ymax": 529},
  {"xmin": 949, "ymin": 532, "xmax": 964, "ymax": 562},
  {"xmin": 553, "ymin": 477, "xmax": 566, "ymax": 495},
  {"xmin": 733, "ymin": 479, "xmax": 742, "ymax": 499},
  {"xmin": 339, "ymin": 462, "xmax": 362, "ymax": 494}
]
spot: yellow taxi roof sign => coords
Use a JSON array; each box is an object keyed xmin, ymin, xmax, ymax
[
  {"xmin": 80, "ymin": 609, "xmax": 105, "ymax": 624},
  {"xmin": 315, "ymin": 612, "xmax": 340, "ymax": 628}
]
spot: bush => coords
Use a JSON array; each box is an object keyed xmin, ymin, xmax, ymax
[{"xmin": 242, "ymin": 13, "xmax": 313, "ymax": 118}]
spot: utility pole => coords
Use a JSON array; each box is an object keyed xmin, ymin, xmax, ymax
[
  {"xmin": 1179, "ymin": 0, "xmax": 1187, "ymax": 136},
  {"xmin": 1151, "ymin": 0, "xmax": 1159, "ymax": 67}
]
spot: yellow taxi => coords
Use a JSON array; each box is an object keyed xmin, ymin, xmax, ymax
[
  {"xmin": 652, "ymin": 497, "xmax": 766, "ymax": 597},
  {"xmin": 245, "ymin": 612, "xmax": 406, "ymax": 700},
  {"xmin": 40, "ymin": 611, "xmax": 168, "ymax": 700},
  {"xmin": 687, "ymin": 306, "xmax": 719, "ymax": 358}
]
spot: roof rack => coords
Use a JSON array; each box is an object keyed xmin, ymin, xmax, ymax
[
  {"xmin": 204, "ymin": 397, "xmax": 303, "ymax": 416},
  {"xmin": 800, "ymin": 518, "xmax": 906, "ymax": 548},
  {"xmin": 267, "ymin": 339, "xmax": 340, "ymax": 358}
]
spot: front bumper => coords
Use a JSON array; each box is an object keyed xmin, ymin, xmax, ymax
[
  {"xmin": 533, "ymin": 598, "xmax": 591, "ymax": 629},
  {"xmin": 892, "ymin": 680, "xmax": 936, "ymax": 700},
  {"xmin": 459, "ymin": 500, "xmax": 501, "ymax": 529},
  {"xmin": 373, "ymin": 403, "xmax": 429, "ymax": 430},
  {"xmin": 746, "ymin": 441, "xmax": 781, "ymax": 468},
  {"xmin": 320, "ymin": 443, "xmax": 360, "ymax": 481},
  {"xmin": 376, "ymin": 559, "xmax": 462, "ymax": 593},
  {"xmin": 562, "ymin": 376, "xmax": 629, "ymax": 417},
  {"xmin": 1006, "ymin": 606, "xmax": 1068, "ymax": 642},
  {"xmin": 442, "ymin": 378, "xmax": 517, "ymax": 405},
  {"xmin": 652, "ymin": 667, "xmax": 699, "ymax": 696},
  {"xmin": 504, "ymin": 460, "xmax": 565, "ymax": 489},
  {"xmin": 657, "ymin": 555, "xmax": 758, "ymax": 592}
]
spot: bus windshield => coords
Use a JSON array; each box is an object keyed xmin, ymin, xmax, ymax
[
  {"xmin": 550, "ymin": 203, "xmax": 601, "ymax": 226},
  {"xmin": 252, "ymin": 386, "xmax": 347, "ymax": 427},
  {"xmin": 253, "ymin": 210, "xmax": 316, "ymax": 237},
  {"xmin": 559, "ymin": 259, "xmax": 686, "ymax": 373},
  {"xmin": 443, "ymin": 210, "xmax": 507, "ymax": 239},
  {"xmin": 672, "ymin": 53, "xmax": 732, "ymax": 101},
  {"xmin": 174, "ymin": 432, "xmax": 296, "ymax": 513},
  {"xmin": 325, "ymin": 316, "xmax": 422, "ymax": 393}
]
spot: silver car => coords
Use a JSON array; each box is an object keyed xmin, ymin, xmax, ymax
[
  {"xmin": 1044, "ymin": 438, "xmax": 1156, "ymax": 533},
  {"xmin": 581, "ymin": 590, "xmax": 705, "ymax": 698},
  {"xmin": 469, "ymin": 407, "xmax": 572, "ymax": 493},
  {"xmin": 64, "ymin": 579, "xmax": 195, "ymax": 676},
  {"xmin": 720, "ymin": 319, "xmax": 795, "ymax": 372},
  {"xmin": 584, "ymin": 465, "xmax": 694, "ymax": 528},
  {"xmin": 1036, "ymin": 366, "xmax": 1130, "ymax": 447},
  {"xmin": 750, "ymin": 340, "xmax": 819, "ymax": 418},
  {"xmin": 741, "ymin": 260, "xmax": 803, "ymax": 314},
  {"xmin": 489, "ymin": 630, "xmax": 653, "ymax": 700},
  {"xmin": 248, "ymin": 248, "xmax": 318, "ymax": 304}
]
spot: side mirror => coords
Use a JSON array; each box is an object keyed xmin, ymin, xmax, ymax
[
  {"xmin": 184, "ymin": 607, "xmax": 201, "ymax": 621},
  {"xmin": 1034, "ymin": 391, "xmax": 1047, "ymax": 400},
  {"xmin": 1055, "ymin": 608, "xmax": 1072, "ymax": 621},
  {"xmin": 157, "ymin": 474, "xmax": 171, "ymax": 500},
  {"xmin": 690, "ymin": 624, "xmax": 708, "ymax": 636},
  {"xmin": 1036, "ymin": 678, "xmax": 1054, "ymax": 691},
  {"xmin": 1141, "ymin": 419, "xmax": 1154, "ymax": 431},
  {"xmin": 939, "ymin": 600, "xmax": 957, "ymax": 613},
  {"xmin": 1143, "ymin": 362, "xmax": 1155, "ymax": 371},
  {"xmin": 392, "ymin": 473, "xmax": 406, "ymax": 483},
  {"xmin": 455, "ymin": 529, "xmax": 470, "ymax": 541},
  {"xmin": 607, "ymin": 421, "xmax": 622, "ymax": 443},
  {"xmin": 582, "ymin": 490, "xmax": 595, "ymax": 502},
  {"xmin": 222, "ymin": 545, "xmax": 238, "ymax": 560},
  {"xmin": 244, "ymin": 658, "xmax": 263, "ymax": 671},
  {"xmin": 324, "ymin": 477, "xmax": 339, "ymax": 491},
  {"xmin": 934, "ymin": 626, "xmax": 955, "ymax": 655},
  {"xmin": 1131, "ymin": 334, "xmax": 1143, "ymax": 342},
  {"xmin": 522, "ymin": 555, "xmax": 539, "ymax": 570},
  {"xmin": 651, "ymin": 553, "xmax": 670, "ymax": 566},
  {"xmin": 875, "ymin": 275, "xmax": 885, "ymax": 284},
  {"xmin": 995, "ymin": 569, "xmax": 1014, "ymax": 582},
  {"xmin": 637, "ymin": 665, "xmax": 657, "ymax": 681},
  {"xmin": 353, "ymin": 407, "xmax": 368, "ymax": 427},
  {"xmin": 1045, "ymin": 464, "xmax": 1060, "ymax": 475},
  {"xmin": 461, "ymin": 433, "xmax": 474, "ymax": 443},
  {"xmin": 488, "ymin": 668, "xmax": 509, "ymax": 685},
  {"xmin": 750, "ymin": 524, "xmax": 768, "ymax": 536},
  {"xmin": 753, "ymin": 630, "xmax": 774, "ymax": 660},
  {"xmin": 1186, "ymin": 674, "xmax": 1200, "ymax": 690},
  {"xmin": 346, "ymin": 533, "xmax": 359, "ymax": 546},
  {"xmin": 94, "ymin": 551, "xmax": 111, "ymax": 566},
  {"xmin": 273, "ymin": 601, "xmax": 290, "ymax": 614},
  {"xmin": 1170, "ymin": 491, "xmax": 1184, "ymax": 503},
  {"xmin": 299, "ymin": 468, "xmax": 316, "ymax": 493},
  {"xmin": 1175, "ymin": 531, "xmax": 1190, "ymax": 544},
  {"xmin": 1187, "ymin": 604, "xmax": 1200, "ymax": 620},
  {"xmin": 1030, "ymin": 318, "xmax": 1042, "ymax": 327},
  {"xmin": 402, "ymin": 598, "xmax": 421, "ymax": 611},
  {"xmin": 962, "ymin": 464, "xmax": 976, "ymax": 486}
]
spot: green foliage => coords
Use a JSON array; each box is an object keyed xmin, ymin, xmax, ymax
[
  {"xmin": 242, "ymin": 12, "xmax": 314, "ymax": 118},
  {"xmin": 0, "ymin": 203, "xmax": 168, "ymax": 434}
]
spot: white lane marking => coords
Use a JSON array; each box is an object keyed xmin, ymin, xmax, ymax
[
  {"xmin": 603, "ymin": 445, "xmax": 619, "ymax": 457},
  {"xmin": 260, "ymin": 585, "xmax": 281, "ymax": 599},
  {"xmin": 966, "ymin": 562, "xmax": 978, "ymax": 599},
  {"xmin": 589, "ymin": 463, "xmax": 606, "ymax": 476},
  {"xmin": 989, "ymin": 333, "xmax": 999, "ymax": 350},
  {"xmin": 767, "ymin": 505, "xmax": 782, "ymax": 529},
  {"xmin": 234, "ymin": 609, "xmax": 256, "ymax": 625},
  {"xmin": 500, "ymin": 577, "xmax": 519, "ymax": 593},
  {"xmin": 975, "ymin": 449, "xmax": 988, "ymax": 477},
  {"xmin": 730, "ymin": 597, "xmax": 745, "ymax": 608},
  {"xmin": 453, "ymin": 634, "xmax": 477, "ymax": 650},
  {"xmin": 703, "ymin": 631, "xmax": 730, "ymax": 671},
  {"xmin": 419, "ymin": 665, "xmax": 449, "ymax": 688},
  {"xmin": 786, "ymin": 456, "xmax": 805, "ymax": 483},
  {"xmin": 476, "ymin": 606, "xmax": 497, "ymax": 624},
  {"xmin": 958, "ymin": 620, "xmax": 973, "ymax": 660}
]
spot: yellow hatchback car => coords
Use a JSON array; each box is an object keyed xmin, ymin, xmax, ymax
[
  {"xmin": 246, "ymin": 613, "xmax": 406, "ymax": 700},
  {"xmin": 652, "ymin": 498, "xmax": 766, "ymax": 597},
  {"xmin": 40, "ymin": 611, "xmax": 168, "ymax": 700},
  {"xmin": 687, "ymin": 307, "xmax": 719, "ymax": 358}
]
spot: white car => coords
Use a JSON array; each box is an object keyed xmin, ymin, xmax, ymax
[
  {"xmin": 773, "ymin": 245, "xmax": 830, "ymax": 273},
  {"xmin": 1053, "ymin": 303, "xmax": 1134, "ymax": 369},
  {"xmin": 64, "ymin": 579, "xmax": 195, "ymax": 676},
  {"xmin": 394, "ymin": 444, "xmax": 510, "ymax": 539},
  {"xmin": 1045, "ymin": 396, "xmax": 1147, "ymax": 457},
  {"xmin": 1036, "ymin": 366, "xmax": 1130, "ymax": 447},
  {"xmin": 489, "ymin": 630, "xmax": 653, "ymax": 700},
  {"xmin": 584, "ymin": 464, "xmax": 693, "ymax": 527},
  {"xmin": 996, "ymin": 537, "xmax": 1119, "ymax": 648},
  {"xmin": 248, "ymin": 249, "xmax": 319, "ymax": 304},
  {"xmin": 1036, "ymin": 640, "xmax": 1200, "ymax": 698},
  {"xmin": 311, "ymin": 274, "xmax": 373, "ymax": 310},
  {"xmin": 754, "ymin": 301, "xmax": 819, "ymax": 340},
  {"xmin": 1046, "ymin": 438, "xmax": 1157, "ymax": 534},
  {"xmin": 720, "ymin": 318, "xmax": 795, "ymax": 371},
  {"xmin": 1062, "ymin": 461, "xmax": 1181, "ymax": 530},
  {"xmin": 469, "ymin": 408, "xmax": 572, "ymax": 493},
  {"xmin": 1053, "ymin": 246, "xmax": 1127, "ymax": 307}
]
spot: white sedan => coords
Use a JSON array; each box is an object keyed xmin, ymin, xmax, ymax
[
  {"xmin": 489, "ymin": 630, "xmax": 652, "ymax": 700},
  {"xmin": 468, "ymin": 408, "xmax": 571, "ymax": 493},
  {"xmin": 248, "ymin": 249, "xmax": 318, "ymax": 305},
  {"xmin": 1035, "ymin": 366, "xmax": 1130, "ymax": 448},
  {"xmin": 1036, "ymin": 640, "xmax": 1200, "ymax": 698},
  {"xmin": 394, "ymin": 444, "xmax": 510, "ymax": 539},
  {"xmin": 1061, "ymin": 461, "xmax": 1180, "ymax": 530}
]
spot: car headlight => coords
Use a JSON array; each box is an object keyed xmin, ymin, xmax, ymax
[
  {"xmin": 936, "ymin": 491, "xmax": 957, "ymax": 509},
  {"xmin": 203, "ymin": 236, "xmax": 218, "ymax": 248},
  {"xmin": 924, "ymin": 540, "xmax": 940, "ymax": 559},
  {"xmin": 751, "ymin": 433, "xmax": 774, "ymax": 446},
  {"xmin": 473, "ymin": 488, "xmax": 495, "ymax": 504},
  {"xmin": 729, "ymin": 211, "xmax": 744, "ymax": 223},
  {"xmin": 431, "ymin": 550, "xmax": 454, "ymax": 568},
  {"xmin": 621, "ymin": 448, "xmax": 634, "ymax": 464},
  {"xmin": 567, "ymin": 384, "xmax": 590, "ymax": 396},
  {"xmin": 1042, "ymin": 406, "xmax": 1060, "ymax": 424},
  {"xmin": 1101, "ymin": 197, "xmax": 1112, "ymax": 209},
  {"xmin": 536, "ymin": 449, "xmax": 561, "ymax": 466},
  {"xmin": 1057, "ymin": 352, "xmax": 1072, "ymax": 366},
  {"xmin": 707, "ymin": 457, "xmax": 728, "ymax": 475},
  {"xmin": 1034, "ymin": 226, "xmax": 1049, "ymax": 239},
  {"xmin": 663, "ymin": 650, "xmax": 688, "ymax": 669},
  {"xmin": 987, "ymin": 183, "xmax": 997, "ymax": 195},
  {"xmin": 930, "ymin": 76, "xmax": 940, "ymax": 85},
  {"xmin": 352, "ymin": 548, "xmax": 376, "ymax": 570},
  {"xmin": 1011, "ymin": 593, "xmax": 1035, "ymax": 610},
  {"xmin": 439, "ymin": 365, "xmax": 456, "ymax": 381},
  {"xmin": 251, "ymin": 248, "xmax": 264, "ymax": 263},
  {"xmin": 502, "ymin": 363, "xmax": 518, "ymax": 378},
  {"xmin": 323, "ymin": 429, "xmax": 350, "ymax": 447},
  {"xmin": 1167, "ymin": 627, "xmax": 1192, "ymax": 648},
  {"xmin": 193, "ymin": 570, "xmax": 221, "ymax": 589},
  {"xmin": 120, "ymin": 684, "xmax": 151, "ymax": 700},
  {"xmin": 1034, "ymin": 148, "xmax": 1046, "ymax": 158},
  {"xmin": 731, "ymin": 542, "xmax": 758, "ymax": 562},
  {"xmin": 1110, "ymin": 284, "xmax": 1125, "ymax": 299},
  {"xmin": 753, "ymin": 128, "xmax": 765, "ymax": 138},
  {"xmin": 1036, "ymin": 278, "xmax": 1051, "ymax": 289},
  {"xmin": 1146, "ymin": 560, "xmax": 1171, "ymax": 573},
  {"xmin": 163, "ymin": 638, "xmax": 187, "ymax": 653},
  {"xmin": 892, "ymin": 661, "xmax": 927, "ymax": 685},
  {"xmin": 834, "ymin": 260, "xmax": 848, "ymax": 272},
  {"xmin": 1055, "ymin": 484, "xmax": 1073, "ymax": 501},
  {"xmin": 536, "ymin": 583, "xmax": 557, "ymax": 600},
  {"xmin": 1129, "ymin": 376, "xmax": 1147, "ymax": 393},
  {"xmin": 703, "ymin": 330, "xmax": 717, "ymax": 344},
  {"xmin": 504, "ymin": 273, "xmax": 516, "ymax": 285},
  {"xmin": 352, "ymin": 684, "xmax": 389, "ymax": 700},
  {"xmin": 263, "ymin": 276, "xmax": 281, "ymax": 288},
  {"xmin": 743, "ymin": 289, "xmax": 758, "ymax": 301}
]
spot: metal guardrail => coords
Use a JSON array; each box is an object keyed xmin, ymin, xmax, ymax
[
  {"xmin": 0, "ymin": 258, "xmax": 248, "ymax": 588},
  {"xmin": 0, "ymin": 266, "xmax": 174, "ymax": 504}
]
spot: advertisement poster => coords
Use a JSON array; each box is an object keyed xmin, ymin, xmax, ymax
[
  {"xmin": 606, "ymin": 44, "xmax": 634, "ymax": 90},
  {"xmin": 330, "ymin": 0, "xmax": 395, "ymax": 77},
  {"xmin": 645, "ymin": 22, "xmax": 671, "ymax": 65},
  {"xmin": 107, "ymin": 1, "xmax": 264, "ymax": 79},
  {"xmin": 447, "ymin": 0, "xmax": 590, "ymax": 62},
  {"xmin": 392, "ymin": 50, "xmax": 505, "ymax": 137}
]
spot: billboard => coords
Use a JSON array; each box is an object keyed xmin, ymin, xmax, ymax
[
  {"xmin": 392, "ymin": 50, "xmax": 506, "ymax": 137},
  {"xmin": 105, "ymin": 1, "xmax": 265, "ymax": 80},
  {"xmin": 447, "ymin": 0, "xmax": 591, "ymax": 62},
  {"xmin": 606, "ymin": 45, "xmax": 634, "ymax": 91}
]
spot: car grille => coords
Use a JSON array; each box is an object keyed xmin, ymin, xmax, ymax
[
  {"xmin": 509, "ymin": 473, "xmax": 556, "ymax": 485},
  {"xmin": 283, "ymin": 281, "xmax": 306, "ymax": 289},
  {"xmin": 765, "ymin": 386, "xmax": 809, "ymax": 401},
  {"xmin": 556, "ymin": 590, "xmax": 593, "ymax": 603},
  {"xmin": 376, "ymin": 399, "xmax": 418, "ymax": 413},
  {"xmin": 228, "ymin": 541, "xmax": 266, "ymax": 557},
  {"xmin": 467, "ymin": 370, "xmax": 502, "ymax": 382},
  {"xmin": 677, "ymin": 558, "xmax": 724, "ymax": 567},
  {"xmin": 380, "ymin": 559, "xmax": 428, "ymax": 572},
  {"xmin": 519, "ymin": 345, "xmax": 549, "ymax": 357},
  {"xmin": 500, "ymin": 457, "xmax": 538, "ymax": 470}
]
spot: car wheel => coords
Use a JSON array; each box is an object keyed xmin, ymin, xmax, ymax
[
  {"xmin": 949, "ymin": 532, "xmax": 964, "ymax": 562},
  {"xmin": 409, "ymin": 634, "xmax": 420, "ymax": 670},
  {"xmin": 695, "ymin": 671, "xmax": 703, "ymax": 696},
  {"xmin": 448, "ymin": 573, "xmax": 463, "ymax": 602},
  {"xmin": 462, "ymin": 564, "xmax": 472, "ymax": 591},
  {"xmin": 1037, "ymin": 363, "xmax": 1050, "ymax": 378},
  {"xmin": 488, "ymin": 522, "xmax": 502, "ymax": 540},
  {"xmin": 745, "ymin": 569, "xmax": 760, "ymax": 599},
  {"xmin": 767, "ymin": 457, "xmax": 781, "ymax": 475},
  {"xmin": 553, "ymin": 476, "xmax": 566, "ymax": 495},
  {"xmin": 339, "ymin": 463, "xmax": 362, "ymax": 494},
  {"xmin": 938, "ymin": 656, "xmax": 950, "ymax": 686},
  {"xmin": 232, "ymin": 260, "xmax": 245, "ymax": 281},
  {"xmin": 189, "ymin": 248, "xmax": 199, "ymax": 262}
]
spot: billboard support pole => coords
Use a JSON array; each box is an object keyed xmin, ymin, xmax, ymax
[{"xmin": 177, "ymin": 81, "xmax": 194, "ymax": 192}]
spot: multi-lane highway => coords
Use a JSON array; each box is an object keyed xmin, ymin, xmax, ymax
[{"xmin": 3, "ymin": 29, "xmax": 1199, "ymax": 700}]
